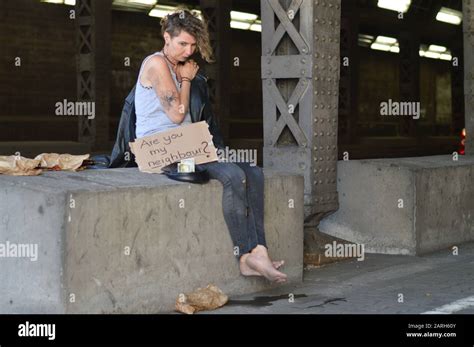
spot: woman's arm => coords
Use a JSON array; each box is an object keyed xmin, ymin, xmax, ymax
[{"xmin": 143, "ymin": 55, "xmax": 191, "ymax": 124}]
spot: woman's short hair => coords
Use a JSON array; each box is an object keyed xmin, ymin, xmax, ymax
[{"xmin": 160, "ymin": 7, "xmax": 215, "ymax": 64}]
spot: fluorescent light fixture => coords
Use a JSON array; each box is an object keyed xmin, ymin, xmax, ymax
[
  {"xmin": 359, "ymin": 34, "xmax": 375, "ymax": 41},
  {"xmin": 375, "ymin": 35, "xmax": 397, "ymax": 44},
  {"xmin": 250, "ymin": 21, "xmax": 262, "ymax": 32},
  {"xmin": 370, "ymin": 43, "xmax": 391, "ymax": 51},
  {"xmin": 358, "ymin": 34, "xmax": 374, "ymax": 47},
  {"xmin": 390, "ymin": 46, "xmax": 400, "ymax": 53},
  {"xmin": 41, "ymin": 0, "xmax": 64, "ymax": 3},
  {"xmin": 428, "ymin": 44, "xmax": 447, "ymax": 52},
  {"xmin": 436, "ymin": 7, "xmax": 462, "ymax": 25},
  {"xmin": 377, "ymin": 0, "xmax": 411, "ymax": 13},
  {"xmin": 149, "ymin": 5, "xmax": 176, "ymax": 18},
  {"xmin": 230, "ymin": 11, "xmax": 260, "ymax": 32},
  {"xmin": 230, "ymin": 20, "xmax": 251, "ymax": 30},
  {"xmin": 128, "ymin": 0, "xmax": 156, "ymax": 5},
  {"xmin": 419, "ymin": 50, "xmax": 426, "ymax": 57},
  {"xmin": 424, "ymin": 51, "xmax": 441, "ymax": 59},
  {"xmin": 440, "ymin": 53, "xmax": 452, "ymax": 61},
  {"xmin": 231, "ymin": 11, "xmax": 258, "ymax": 21},
  {"xmin": 64, "ymin": 0, "xmax": 75, "ymax": 5}
]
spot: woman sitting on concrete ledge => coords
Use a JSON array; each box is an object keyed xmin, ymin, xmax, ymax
[{"xmin": 134, "ymin": 8, "xmax": 287, "ymax": 283}]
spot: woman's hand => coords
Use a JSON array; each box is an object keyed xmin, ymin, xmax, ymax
[{"xmin": 178, "ymin": 59, "xmax": 199, "ymax": 80}]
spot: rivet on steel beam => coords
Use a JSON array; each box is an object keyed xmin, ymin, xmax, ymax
[
  {"xmin": 267, "ymin": 58, "xmax": 271, "ymax": 64},
  {"xmin": 319, "ymin": 158, "xmax": 323, "ymax": 162},
  {"xmin": 267, "ymin": 70, "xmax": 272, "ymax": 75},
  {"xmin": 302, "ymin": 47, "xmax": 307, "ymax": 53},
  {"xmin": 301, "ymin": 58, "xmax": 306, "ymax": 64},
  {"xmin": 314, "ymin": 118, "xmax": 319, "ymax": 122},
  {"xmin": 266, "ymin": 48, "xmax": 271, "ymax": 54}
]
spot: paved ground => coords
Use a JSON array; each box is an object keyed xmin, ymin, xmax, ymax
[{"xmin": 202, "ymin": 242, "xmax": 474, "ymax": 314}]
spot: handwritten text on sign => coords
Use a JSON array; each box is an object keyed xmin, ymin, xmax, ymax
[{"xmin": 129, "ymin": 121, "xmax": 218, "ymax": 173}]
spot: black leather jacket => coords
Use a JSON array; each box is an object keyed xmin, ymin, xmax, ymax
[{"xmin": 108, "ymin": 73, "xmax": 225, "ymax": 168}]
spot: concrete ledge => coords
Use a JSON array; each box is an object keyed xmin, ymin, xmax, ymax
[
  {"xmin": 320, "ymin": 155, "xmax": 474, "ymax": 255},
  {"xmin": 0, "ymin": 167, "xmax": 304, "ymax": 313}
]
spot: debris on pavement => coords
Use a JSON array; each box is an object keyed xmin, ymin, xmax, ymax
[{"xmin": 175, "ymin": 284, "xmax": 228, "ymax": 314}]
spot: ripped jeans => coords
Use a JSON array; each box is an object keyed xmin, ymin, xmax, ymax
[{"xmin": 197, "ymin": 161, "xmax": 267, "ymax": 259}]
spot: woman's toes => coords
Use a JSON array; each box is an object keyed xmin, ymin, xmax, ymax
[{"xmin": 272, "ymin": 260, "xmax": 285, "ymax": 269}]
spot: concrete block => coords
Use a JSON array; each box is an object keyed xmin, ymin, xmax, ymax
[
  {"xmin": 320, "ymin": 155, "xmax": 474, "ymax": 255},
  {"xmin": 0, "ymin": 168, "xmax": 304, "ymax": 313}
]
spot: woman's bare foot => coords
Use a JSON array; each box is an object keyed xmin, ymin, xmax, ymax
[
  {"xmin": 240, "ymin": 259, "xmax": 284, "ymax": 276},
  {"xmin": 239, "ymin": 245, "xmax": 287, "ymax": 283}
]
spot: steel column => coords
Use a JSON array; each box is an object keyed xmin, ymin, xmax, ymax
[
  {"xmin": 200, "ymin": 0, "xmax": 231, "ymax": 145},
  {"xmin": 75, "ymin": 0, "xmax": 111, "ymax": 150},
  {"xmin": 261, "ymin": 0, "xmax": 340, "ymax": 239}
]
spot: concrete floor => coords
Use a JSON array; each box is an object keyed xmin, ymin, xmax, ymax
[{"xmin": 194, "ymin": 242, "xmax": 474, "ymax": 314}]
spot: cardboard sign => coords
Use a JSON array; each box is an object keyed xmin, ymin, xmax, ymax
[{"xmin": 129, "ymin": 121, "xmax": 218, "ymax": 173}]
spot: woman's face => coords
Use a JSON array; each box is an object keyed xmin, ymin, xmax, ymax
[{"xmin": 165, "ymin": 31, "xmax": 197, "ymax": 62}]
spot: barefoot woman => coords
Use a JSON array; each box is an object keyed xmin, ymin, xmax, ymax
[{"xmin": 135, "ymin": 8, "xmax": 287, "ymax": 283}]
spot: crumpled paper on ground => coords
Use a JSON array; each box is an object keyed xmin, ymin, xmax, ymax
[
  {"xmin": 0, "ymin": 153, "xmax": 90, "ymax": 176},
  {"xmin": 175, "ymin": 284, "xmax": 228, "ymax": 314}
]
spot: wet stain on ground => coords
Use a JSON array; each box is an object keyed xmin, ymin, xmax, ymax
[
  {"xmin": 306, "ymin": 297, "xmax": 347, "ymax": 308},
  {"xmin": 227, "ymin": 294, "xmax": 308, "ymax": 307}
]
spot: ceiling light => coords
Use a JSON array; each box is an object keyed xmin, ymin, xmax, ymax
[
  {"xmin": 231, "ymin": 11, "xmax": 258, "ymax": 21},
  {"xmin": 436, "ymin": 7, "xmax": 462, "ymax": 25},
  {"xmin": 230, "ymin": 21, "xmax": 251, "ymax": 30},
  {"xmin": 250, "ymin": 21, "xmax": 262, "ymax": 32},
  {"xmin": 439, "ymin": 53, "xmax": 452, "ymax": 61},
  {"xmin": 424, "ymin": 51, "xmax": 441, "ymax": 59},
  {"xmin": 149, "ymin": 5, "xmax": 176, "ymax": 18},
  {"xmin": 375, "ymin": 35, "xmax": 397, "ymax": 44},
  {"xmin": 428, "ymin": 44, "xmax": 447, "ymax": 52},
  {"xmin": 377, "ymin": 0, "xmax": 411, "ymax": 13},
  {"xmin": 371, "ymin": 43, "xmax": 391, "ymax": 52},
  {"xmin": 128, "ymin": 0, "xmax": 156, "ymax": 5}
]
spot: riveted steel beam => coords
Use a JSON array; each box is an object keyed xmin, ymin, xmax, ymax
[
  {"xmin": 261, "ymin": 0, "xmax": 340, "ymax": 226},
  {"xmin": 200, "ymin": 0, "xmax": 231, "ymax": 145},
  {"xmin": 75, "ymin": 0, "xmax": 111, "ymax": 149}
]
